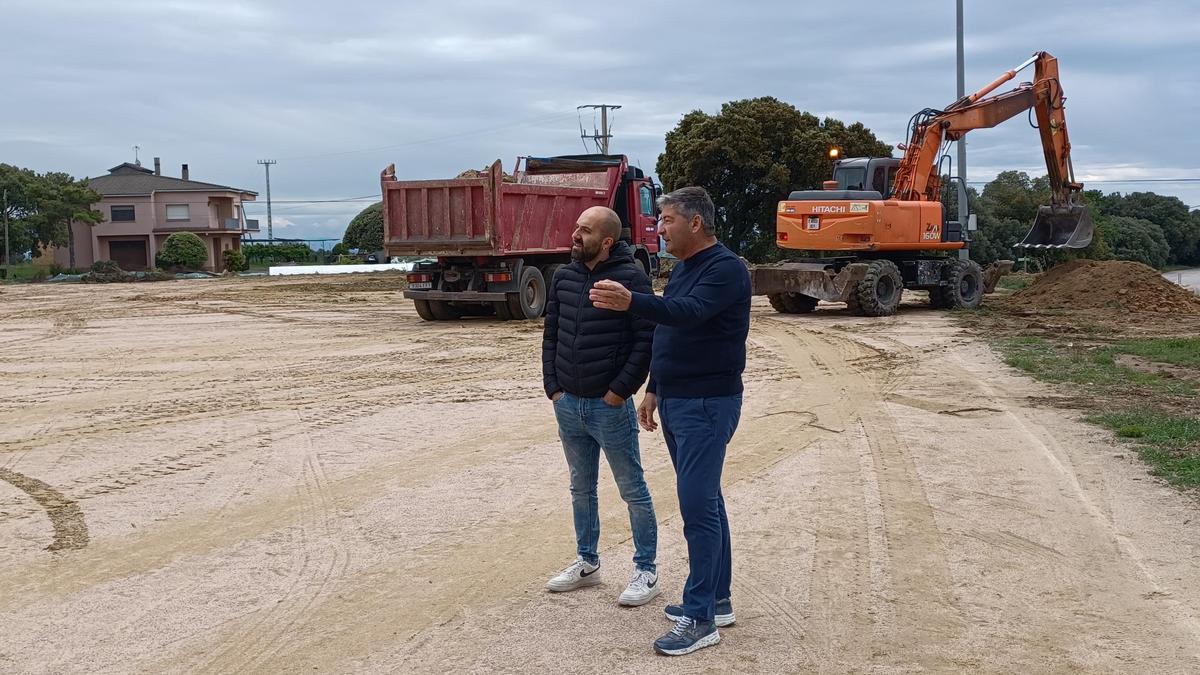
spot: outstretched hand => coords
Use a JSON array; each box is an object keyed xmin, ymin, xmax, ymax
[{"xmin": 589, "ymin": 279, "xmax": 632, "ymax": 312}]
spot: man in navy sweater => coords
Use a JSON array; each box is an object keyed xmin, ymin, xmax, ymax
[{"xmin": 590, "ymin": 187, "xmax": 751, "ymax": 656}]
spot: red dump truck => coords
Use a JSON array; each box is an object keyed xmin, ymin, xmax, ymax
[{"xmin": 381, "ymin": 154, "xmax": 661, "ymax": 321}]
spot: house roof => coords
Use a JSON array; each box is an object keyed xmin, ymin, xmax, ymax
[{"xmin": 89, "ymin": 163, "xmax": 258, "ymax": 197}]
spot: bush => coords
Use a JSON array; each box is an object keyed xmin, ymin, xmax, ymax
[
  {"xmin": 223, "ymin": 248, "xmax": 248, "ymax": 272},
  {"xmin": 1101, "ymin": 216, "xmax": 1171, "ymax": 270},
  {"xmin": 241, "ymin": 242, "xmax": 315, "ymax": 265},
  {"xmin": 156, "ymin": 232, "xmax": 208, "ymax": 270},
  {"xmin": 343, "ymin": 202, "xmax": 384, "ymax": 252},
  {"xmin": 91, "ymin": 260, "xmax": 123, "ymax": 274}
]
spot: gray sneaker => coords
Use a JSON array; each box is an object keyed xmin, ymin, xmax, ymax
[
  {"xmin": 664, "ymin": 597, "xmax": 735, "ymax": 626},
  {"xmin": 546, "ymin": 558, "xmax": 600, "ymax": 592},
  {"xmin": 618, "ymin": 569, "xmax": 661, "ymax": 606},
  {"xmin": 654, "ymin": 616, "xmax": 720, "ymax": 656}
]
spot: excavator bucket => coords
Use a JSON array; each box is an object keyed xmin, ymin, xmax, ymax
[{"xmin": 1016, "ymin": 204, "xmax": 1094, "ymax": 249}]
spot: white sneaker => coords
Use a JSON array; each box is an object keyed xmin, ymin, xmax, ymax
[
  {"xmin": 618, "ymin": 569, "xmax": 661, "ymax": 606},
  {"xmin": 546, "ymin": 558, "xmax": 601, "ymax": 592}
]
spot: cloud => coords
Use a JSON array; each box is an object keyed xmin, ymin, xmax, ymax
[{"xmin": 2, "ymin": 0, "xmax": 1198, "ymax": 234}]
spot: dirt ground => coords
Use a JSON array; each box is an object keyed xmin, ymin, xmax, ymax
[{"xmin": 2, "ymin": 276, "xmax": 1200, "ymax": 674}]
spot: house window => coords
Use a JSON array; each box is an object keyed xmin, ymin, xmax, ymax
[
  {"xmin": 166, "ymin": 204, "xmax": 190, "ymax": 221},
  {"xmin": 111, "ymin": 205, "xmax": 135, "ymax": 221}
]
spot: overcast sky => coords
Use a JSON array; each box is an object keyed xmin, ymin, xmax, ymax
[{"xmin": 3, "ymin": 0, "xmax": 1197, "ymax": 243}]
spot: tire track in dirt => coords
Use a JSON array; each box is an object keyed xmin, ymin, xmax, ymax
[
  {"xmin": 194, "ymin": 437, "xmax": 353, "ymax": 674},
  {"xmin": 0, "ymin": 468, "xmax": 89, "ymax": 551},
  {"xmin": 757, "ymin": 317, "xmax": 964, "ymax": 670}
]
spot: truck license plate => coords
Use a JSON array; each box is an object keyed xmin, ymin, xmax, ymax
[
  {"xmin": 409, "ymin": 282, "xmax": 432, "ymax": 289},
  {"xmin": 806, "ymin": 216, "xmax": 820, "ymax": 230}
]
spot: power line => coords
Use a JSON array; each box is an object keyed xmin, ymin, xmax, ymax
[
  {"xmin": 965, "ymin": 177, "xmax": 1200, "ymax": 185},
  {"xmin": 274, "ymin": 111, "xmax": 579, "ymax": 162},
  {"xmin": 245, "ymin": 194, "xmax": 380, "ymax": 204}
]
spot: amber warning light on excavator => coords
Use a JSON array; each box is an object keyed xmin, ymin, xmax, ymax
[{"xmin": 828, "ymin": 147, "xmax": 841, "ymax": 159}]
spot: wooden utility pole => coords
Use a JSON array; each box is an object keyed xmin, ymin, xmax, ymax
[{"xmin": 577, "ymin": 104, "xmax": 621, "ymax": 154}]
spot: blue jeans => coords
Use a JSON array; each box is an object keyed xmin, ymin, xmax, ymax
[
  {"xmin": 553, "ymin": 392, "xmax": 657, "ymax": 573},
  {"xmin": 660, "ymin": 394, "xmax": 742, "ymax": 622}
]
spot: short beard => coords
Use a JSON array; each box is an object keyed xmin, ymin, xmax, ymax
[{"xmin": 571, "ymin": 241, "xmax": 602, "ymax": 263}]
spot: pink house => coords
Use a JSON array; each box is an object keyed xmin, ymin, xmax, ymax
[{"xmin": 54, "ymin": 158, "xmax": 258, "ymax": 271}]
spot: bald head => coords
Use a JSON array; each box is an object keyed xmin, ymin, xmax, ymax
[
  {"xmin": 571, "ymin": 206, "xmax": 623, "ymax": 267},
  {"xmin": 580, "ymin": 206, "xmax": 622, "ymax": 242}
]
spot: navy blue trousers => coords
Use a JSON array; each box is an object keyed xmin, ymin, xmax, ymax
[{"xmin": 659, "ymin": 394, "xmax": 742, "ymax": 622}]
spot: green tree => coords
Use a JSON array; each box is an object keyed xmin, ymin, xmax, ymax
[
  {"xmin": 28, "ymin": 172, "xmax": 104, "ymax": 269},
  {"xmin": 1099, "ymin": 192, "xmax": 1197, "ymax": 265},
  {"xmin": 156, "ymin": 232, "xmax": 208, "ymax": 270},
  {"xmin": 223, "ymin": 248, "xmax": 248, "ymax": 272},
  {"xmin": 343, "ymin": 202, "xmax": 383, "ymax": 252},
  {"xmin": 0, "ymin": 164, "xmax": 37, "ymax": 263},
  {"xmin": 0, "ymin": 165, "xmax": 101, "ymax": 264},
  {"xmin": 656, "ymin": 97, "xmax": 892, "ymax": 261},
  {"xmin": 977, "ymin": 171, "xmax": 1050, "ymax": 224},
  {"xmin": 1100, "ymin": 216, "xmax": 1170, "ymax": 269}
]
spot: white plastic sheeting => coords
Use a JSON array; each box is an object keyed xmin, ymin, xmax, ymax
[{"xmin": 268, "ymin": 263, "xmax": 415, "ymax": 276}]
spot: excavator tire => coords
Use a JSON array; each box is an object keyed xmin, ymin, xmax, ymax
[
  {"xmin": 853, "ymin": 260, "xmax": 903, "ymax": 317},
  {"xmin": 784, "ymin": 293, "xmax": 819, "ymax": 313},
  {"xmin": 845, "ymin": 288, "xmax": 864, "ymax": 315},
  {"xmin": 768, "ymin": 292, "xmax": 819, "ymax": 314},
  {"xmin": 938, "ymin": 259, "xmax": 984, "ymax": 310},
  {"xmin": 927, "ymin": 287, "xmax": 950, "ymax": 309},
  {"xmin": 413, "ymin": 299, "xmax": 438, "ymax": 322}
]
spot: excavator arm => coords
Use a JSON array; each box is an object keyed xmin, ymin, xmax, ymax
[{"xmin": 890, "ymin": 51, "xmax": 1093, "ymax": 249}]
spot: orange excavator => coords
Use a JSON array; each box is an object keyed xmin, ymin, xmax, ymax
[{"xmin": 755, "ymin": 51, "xmax": 1093, "ymax": 316}]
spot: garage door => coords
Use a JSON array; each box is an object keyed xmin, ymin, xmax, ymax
[{"xmin": 109, "ymin": 240, "xmax": 148, "ymax": 271}]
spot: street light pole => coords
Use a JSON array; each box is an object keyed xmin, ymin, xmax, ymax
[
  {"xmin": 956, "ymin": 0, "xmax": 970, "ymax": 259},
  {"xmin": 3, "ymin": 189, "xmax": 10, "ymax": 273}
]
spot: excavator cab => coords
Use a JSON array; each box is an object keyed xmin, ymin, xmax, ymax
[
  {"xmin": 1017, "ymin": 202, "xmax": 1094, "ymax": 249},
  {"xmin": 832, "ymin": 158, "xmax": 899, "ymax": 197}
]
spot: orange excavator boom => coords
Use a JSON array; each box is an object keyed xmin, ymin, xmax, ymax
[{"xmin": 890, "ymin": 51, "xmax": 1092, "ymax": 248}]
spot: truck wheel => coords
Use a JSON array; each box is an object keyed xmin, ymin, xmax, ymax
[
  {"xmin": 462, "ymin": 304, "xmax": 495, "ymax": 317},
  {"xmin": 542, "ymin": 264, "xmax": 565, "ymax": 289},
  {"xmin": 939, "ymin": 259, "xmax": 984, "ymax": 310},
  {"xmin": 429, "ymin": 300, "xmax": 462, "ymax": 321},
  {"xmin": 413, "ymin": 299, "xmax": 437, "ymax": 321},
  {"xmin": 635, "ymin": 255, "xmax": 650, "ymax": 279},
  {"xmin": 768, "ymin": 292, "xmax": 818, "ymax": 314},
  {"xmin": 853, "ymin": 260, "xmax": 903, "ymax": 317},
  {"xmin": 507, "ymin": 265, "xmax": 547, "ymax": 319}
]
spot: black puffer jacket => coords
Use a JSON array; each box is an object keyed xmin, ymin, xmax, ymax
[{"xmin": 542, "ymin": 241, "xmax": 654, "ymax": 400}]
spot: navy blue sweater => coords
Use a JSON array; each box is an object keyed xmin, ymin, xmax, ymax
[{"xmin": 628, "ymin": 243, "xmax": 751, "ymax": 399}]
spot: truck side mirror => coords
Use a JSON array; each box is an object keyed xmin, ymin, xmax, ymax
[
  {"xmin": 654, "ymin": 185, "xmax": 663, "ymax": 198},
  {"xmin": 967, "ymin": 214, "xmax": 978, "ymax": 231}
]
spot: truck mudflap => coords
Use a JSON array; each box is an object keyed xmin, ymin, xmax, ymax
[
  {"xmin": 403, "ymin": 290, "xmax": 508, "ymax": 302},
  {"xmin": 750, "ymin": 262, "xmax": 869, "ymax": 303}
]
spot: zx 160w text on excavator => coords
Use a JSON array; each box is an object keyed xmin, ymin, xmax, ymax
[{"xmin": 754, "ymin": 51, "xmax": 1093, "ymax": 316}]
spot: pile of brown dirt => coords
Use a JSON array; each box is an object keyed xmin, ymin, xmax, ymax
[{"xmin": 1005, "ymin": 259, "xmax": 1200, "ymax": 314}]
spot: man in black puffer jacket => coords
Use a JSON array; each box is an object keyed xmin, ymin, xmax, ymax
[{"xmin": 542, "ymin": 206, "xmax": 660, "ymax": 607}]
